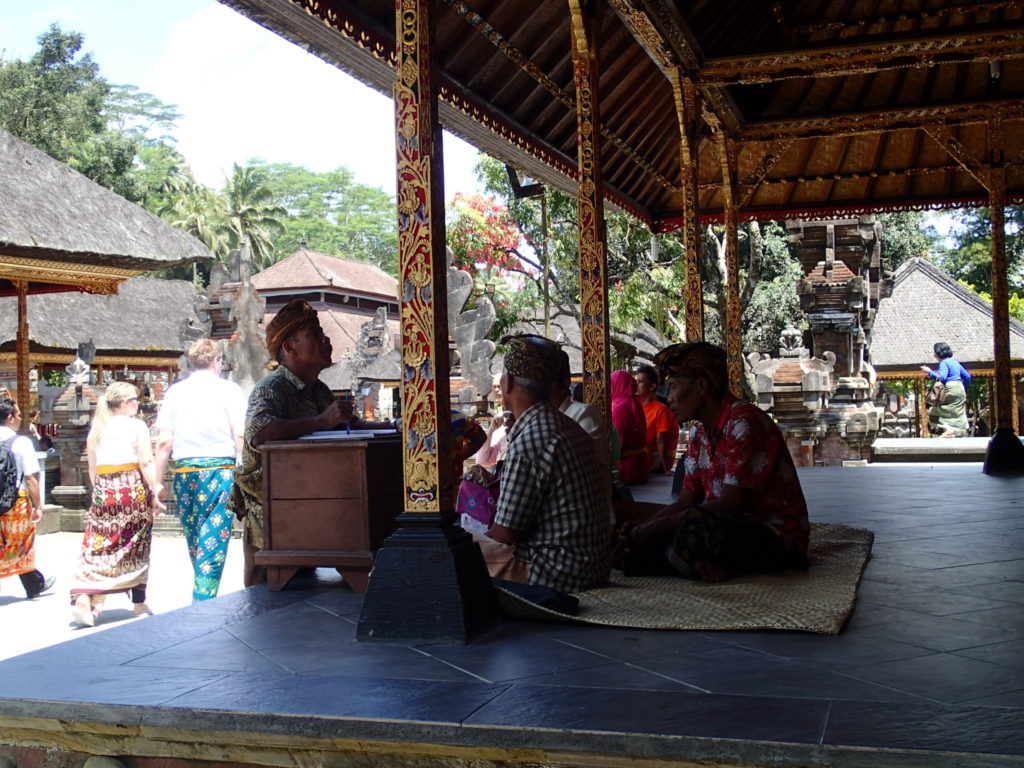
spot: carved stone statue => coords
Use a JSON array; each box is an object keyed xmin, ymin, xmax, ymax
[{"xmin": 446, "ymin": 247, "xmax": 496, "ymax": 405}]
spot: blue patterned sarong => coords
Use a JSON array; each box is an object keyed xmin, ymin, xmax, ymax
[{"xmin": 174, "ymin": 457, "xmax": 235, "ymax": 600}]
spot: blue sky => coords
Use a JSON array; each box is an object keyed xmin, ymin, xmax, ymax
[{"xmin": 0, "ymin": 1, "xmax": 482, "ymax": 197}]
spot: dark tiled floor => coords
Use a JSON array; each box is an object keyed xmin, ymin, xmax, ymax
[{"xmin": 1, "ymin": 466, "xmax": 1023, "ymax": 767}]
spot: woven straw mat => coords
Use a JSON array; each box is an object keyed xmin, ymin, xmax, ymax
[{"xmin": 494, "ymin": 522, "xmax": 874, "ymax": 635}]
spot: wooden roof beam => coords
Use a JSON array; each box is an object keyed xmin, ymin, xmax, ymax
[
  {"xmin": 700, "ymin": 25, "xmax": 1024, "ymax": 84},
  {"xmin": 606, "ymin": 0, "xmax": 744, "ymax": 133},
  {"xmin": 741, "ymin": 97, "xmax": 1024, "ymax": 140},
  {"xmin": 782, "ymin": 1, "xmax": 1024, "ymax": 37}
]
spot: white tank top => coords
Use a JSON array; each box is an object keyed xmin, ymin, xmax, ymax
[{"xmin": 94, "ymin": 415, "xmax": 144, "ymax": 466}]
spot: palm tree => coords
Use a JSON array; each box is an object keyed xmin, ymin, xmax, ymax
[
  {"xmin": 158, "ymin": 172, "xmax": 231, "ymax": 259},
  {"xmin": 222, "ymin": 163, "xmax": 286, "ymax": 271}
]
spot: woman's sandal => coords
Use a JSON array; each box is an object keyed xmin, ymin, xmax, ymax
[{"xmin": 71, "ymin": 595, "xmax": 95, "ymax": 628}]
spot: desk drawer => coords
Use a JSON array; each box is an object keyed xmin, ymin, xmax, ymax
[
  {"xmin": 267, "ymin": 452, "xmax": 363, "ymax": 499},
  {"xmin": 268, "ymin": 499, "xmax": 369, "ymax": 551}
]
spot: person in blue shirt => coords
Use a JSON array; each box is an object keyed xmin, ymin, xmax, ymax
[{"xmin": 921, "ymin": 342, "xmax": 972, "ymax": 437}]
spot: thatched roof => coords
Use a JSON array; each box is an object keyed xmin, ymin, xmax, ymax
[
  {"xmin": 870, "ymin": 258, "xmax": 1024, "ymax": 372},
  {"xmin": 0, "ymin": 129, "xmax": 212, "ymax": 292},
  {"xmin": 0, "ymin": 276, "xmax": 202, "ymax": 357},
  {"xmin": 252, "ymin": 250, "xmax": 398, "ymax": 300}
]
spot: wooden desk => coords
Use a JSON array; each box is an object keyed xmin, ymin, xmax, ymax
[{"xmin": 255, "ymin": 436, "xmax": 402, "ymax": 592}]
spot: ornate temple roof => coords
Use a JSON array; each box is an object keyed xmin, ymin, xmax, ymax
[
  {"xmin": 221, "ymin": 0, "xmax": 1024, "ymax": 230},
  {"xmin": 0, "ymin": 277, "xmax": 202, "ymax": 364},
  {"xmin": 251, "ymin": 249, "xmax": 398, "ymax": 300},
  {"xmin": 870, "ymin": 257, "xmax": 1024, "ymax": 371}
]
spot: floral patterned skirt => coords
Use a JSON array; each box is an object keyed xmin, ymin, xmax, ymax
[
  {"xmin": 71, "ymin": 468, "xmax": 153, "ymax": 597},
  {"xmin": 0, "ymin": 493, "xmax": 36, "ymax": 580}
]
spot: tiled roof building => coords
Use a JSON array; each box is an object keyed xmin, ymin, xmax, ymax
[{"xmin": 251, "ymin": 250, "xmax": 400, "ymax": 389}]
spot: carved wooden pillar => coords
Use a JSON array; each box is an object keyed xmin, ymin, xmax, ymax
[
  {"xmin": 984, "ymin": 121, "xmax": 1024, "ymax": 473},
  {"xmin": 569, "ymin": 0, "xmax": 611, "ymax": 430},
  {"xmin": 672, "ymin": 69, "xmax": 703, "ymax": 341},
  {"xmin": 358, "ymin": 0, "xmax": 497, "ymax": 642},
  {"xmin": 717, "ymin": 135, "xmax": 742, "ymax": 392},
  {"xmin": 15, "ymin": 280, "xmax": 30, "ymax": 423},
  {"xmin": 917, "ymin": 377, "xmax": 928, "ymax": 437}
]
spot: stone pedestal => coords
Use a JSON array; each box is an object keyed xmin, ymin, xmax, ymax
[
  {"xmin": 984, "ymin": 427, "xmax": 1024, "ymax": 475},
  {"xmin": 357, "ymin": 517, "xmax": 499, "ymax": 645}
]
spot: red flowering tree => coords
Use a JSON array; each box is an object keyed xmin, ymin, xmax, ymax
[{"xmin": 446, "ymin": 193, "xmax": 523, "ymax": 275}]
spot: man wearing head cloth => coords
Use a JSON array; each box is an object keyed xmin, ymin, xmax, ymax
[
  {"xmin": 612, "ymin": 341, "xmax": 809, "ymax": 583},
  {"xmin": 231, "ymin": 299, "xmax": 395, "ymax": 585},
  {"xmin": 477, "ymin": 334, "xmax": 610, "ymax": 593}
]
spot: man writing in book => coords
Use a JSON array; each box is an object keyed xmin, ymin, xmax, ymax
[{"xmin": 231, "ymin": 299, "xmax": 393, "ymax": 585}]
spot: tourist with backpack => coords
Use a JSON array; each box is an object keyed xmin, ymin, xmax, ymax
[{"xmin": 0, "ymin": 397, "xmax": 55, "ymax": 599}]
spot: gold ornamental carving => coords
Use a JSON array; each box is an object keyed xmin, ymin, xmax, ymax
[
  {"xmin": 393, "ymin": 0, "xmax": 450, "ymax": 513},
  {"xmin": 570, "ymin": 0, "xmax": 611, "ymax": 426}
]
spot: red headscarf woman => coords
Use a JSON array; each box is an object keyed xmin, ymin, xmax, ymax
[{"xmin": 610, "ymin": 370, "xmax": 650, "ymax": 484}]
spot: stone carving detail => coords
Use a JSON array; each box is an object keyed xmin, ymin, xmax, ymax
[{"xmin": 446, "ymin": 247, "xmax": 495, "ymax": 406}]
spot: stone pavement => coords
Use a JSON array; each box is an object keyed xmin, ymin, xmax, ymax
[
  {"xmin": 0, "ymin": 531, "xmax": 245, "ymax": 662},
  {"xmin": 1, "ymin": 465, "xmax": 1023, "ymax": 767}
]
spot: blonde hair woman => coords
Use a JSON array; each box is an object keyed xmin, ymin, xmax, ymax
[{"xmin": 71, "ymin": 382, "xmax": 164, "ymax": 627}]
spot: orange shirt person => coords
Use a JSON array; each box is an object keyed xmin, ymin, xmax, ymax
[{"xmin": 635, "ymin": 365, "xmax": 679, "ymax": 475}]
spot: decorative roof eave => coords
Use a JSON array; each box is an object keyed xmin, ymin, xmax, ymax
[
  {"xmin": 656, "ymin": 192, "xmax": 1024, "ymax": 231},
  {"xmin": 0, "ymin": 255, "xmax": 134, "ymax": 297},
  {"xmin": 218, "ymin": 0, "xmax": 658, "ymax": 230},
  {"xmin": 875, "ymin": 365, "xmax": 1024, "ymax": 377},
  {"xmin": 0, "ymin": 351, "xmax": 183, "ymax": 368},
  {"xmin": 740, "ymin": 99, "xmax": 1024, "ymax": 142},
  {"xmin": 699, "ymin": 26, "xmax": 1024, "ymax": 85}
]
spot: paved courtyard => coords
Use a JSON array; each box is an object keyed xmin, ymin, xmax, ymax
[{"xmin": 0, "ymin": 464, "xmax": 1022, "ymax": 767}]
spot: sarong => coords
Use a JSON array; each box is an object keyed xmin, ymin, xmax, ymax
[
  {"xmin": 174, "ymin": 457, "xmax": 235, "ymax": 600},
  {"xmin": 929, "ymin": 380, "xmax": 969, "ymax": 436},
  {"xmin": 71, "ymin": 466, "xmax": 153, "ymax": 600},
  {"xmin": 0, "ymin": 492, "xmax": 35, "ymax": 579},
  {"xmin": 667, "ymin": 506, "xmax": 806, "ymax": 578}
]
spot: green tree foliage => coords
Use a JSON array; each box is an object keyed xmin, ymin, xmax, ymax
[
  {"xmin": 877, "ymin": 212, "xmax": 939, "ymax": 272},
  {"xmin": 254, "ymin": 161, "xmax": 398, "ymax": 273},
  {"xmin": 0, "ymin": 25, "xmax": 147, "ymax": 201},
  {"xmin": 938, "ymin": 207, "xmax": 1024, "ymax": 294},
  {"xmin": 222, "ymin": 164, "xmax": 287, "ymax": 272}
]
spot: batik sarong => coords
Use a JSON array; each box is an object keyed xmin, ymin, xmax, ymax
[
  {"xmin": 71, "ymin": 465, "xmax": 153, "ymax": 601},
  {"xmin": 0, "ymin": 492, "xmax": 36, "ymax": 579},
  {"xmin": 174, "ymin": 457, "xmax": 235, "ymax": 600},
  {"xmin": 928, "ymin": 380, "xmax": 969, "ymax": 436}
]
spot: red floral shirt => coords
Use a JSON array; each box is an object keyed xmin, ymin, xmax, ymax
[{"xmin": 682, "ymin": 394, "xmax": 809, "ymax": 554}]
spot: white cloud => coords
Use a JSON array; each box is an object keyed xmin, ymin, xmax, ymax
[{"xmin": 152, "ymin": 3, "xmax": 480, "ymax": 199}]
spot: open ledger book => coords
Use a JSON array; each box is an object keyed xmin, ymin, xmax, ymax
[{"xmin": 298, "ymin": 429, "xmax": 397, "ymax": 440}]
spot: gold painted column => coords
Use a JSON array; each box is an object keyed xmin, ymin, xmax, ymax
[
  {"xmin": 569, "ymin": 0, "xmax": 611, "ymax": 429},
  {"xmin": 984, "ymin": 147, "xmax": 1024, "ymax": 472},
  {"xmin": 718, "ymin": 135, "xmax": 742, "ymax": 391},
  {"xmin": 357, "ymin": 0, "xmax": 497, "ymax": 642},
  {"xmin": 989, "ymin": 170, "xmax": 1013, "ymax": 433},
  {"xmin": 672, "ymin": 70, "xmax": 703, "ymax": 341},
  {"xmin": 15, "ymin": 281, "xmax": 30, "ymax": 422}
]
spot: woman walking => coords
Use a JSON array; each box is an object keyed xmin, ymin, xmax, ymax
[
  {"xmin": 921, "ymin": 342, "xmax": 972, "ymax": 438},
  {"xmin": 71, "ymin": 382, "xmax": 163, "ymax": 627},
  {"xmin": 0, "ymin": 398, "xmax": 55, "ymax": 599}
]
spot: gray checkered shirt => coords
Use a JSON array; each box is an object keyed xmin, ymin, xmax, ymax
[{"xmin": 494, "ymin": 401, "xmax": 610, "ymax": 592}]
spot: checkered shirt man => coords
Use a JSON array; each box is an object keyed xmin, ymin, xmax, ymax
[{"xmin": 493, "ymin": 400, "xmax": 610, "ymax": 592}]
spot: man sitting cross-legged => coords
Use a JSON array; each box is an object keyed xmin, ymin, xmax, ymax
[
  {"xmin": 475, "ymin": 334, "xmax": 611, "ymax": 593},
  {"xmin": 612, "ymin": 342, "xmax": 809, "ymax": 583}
]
